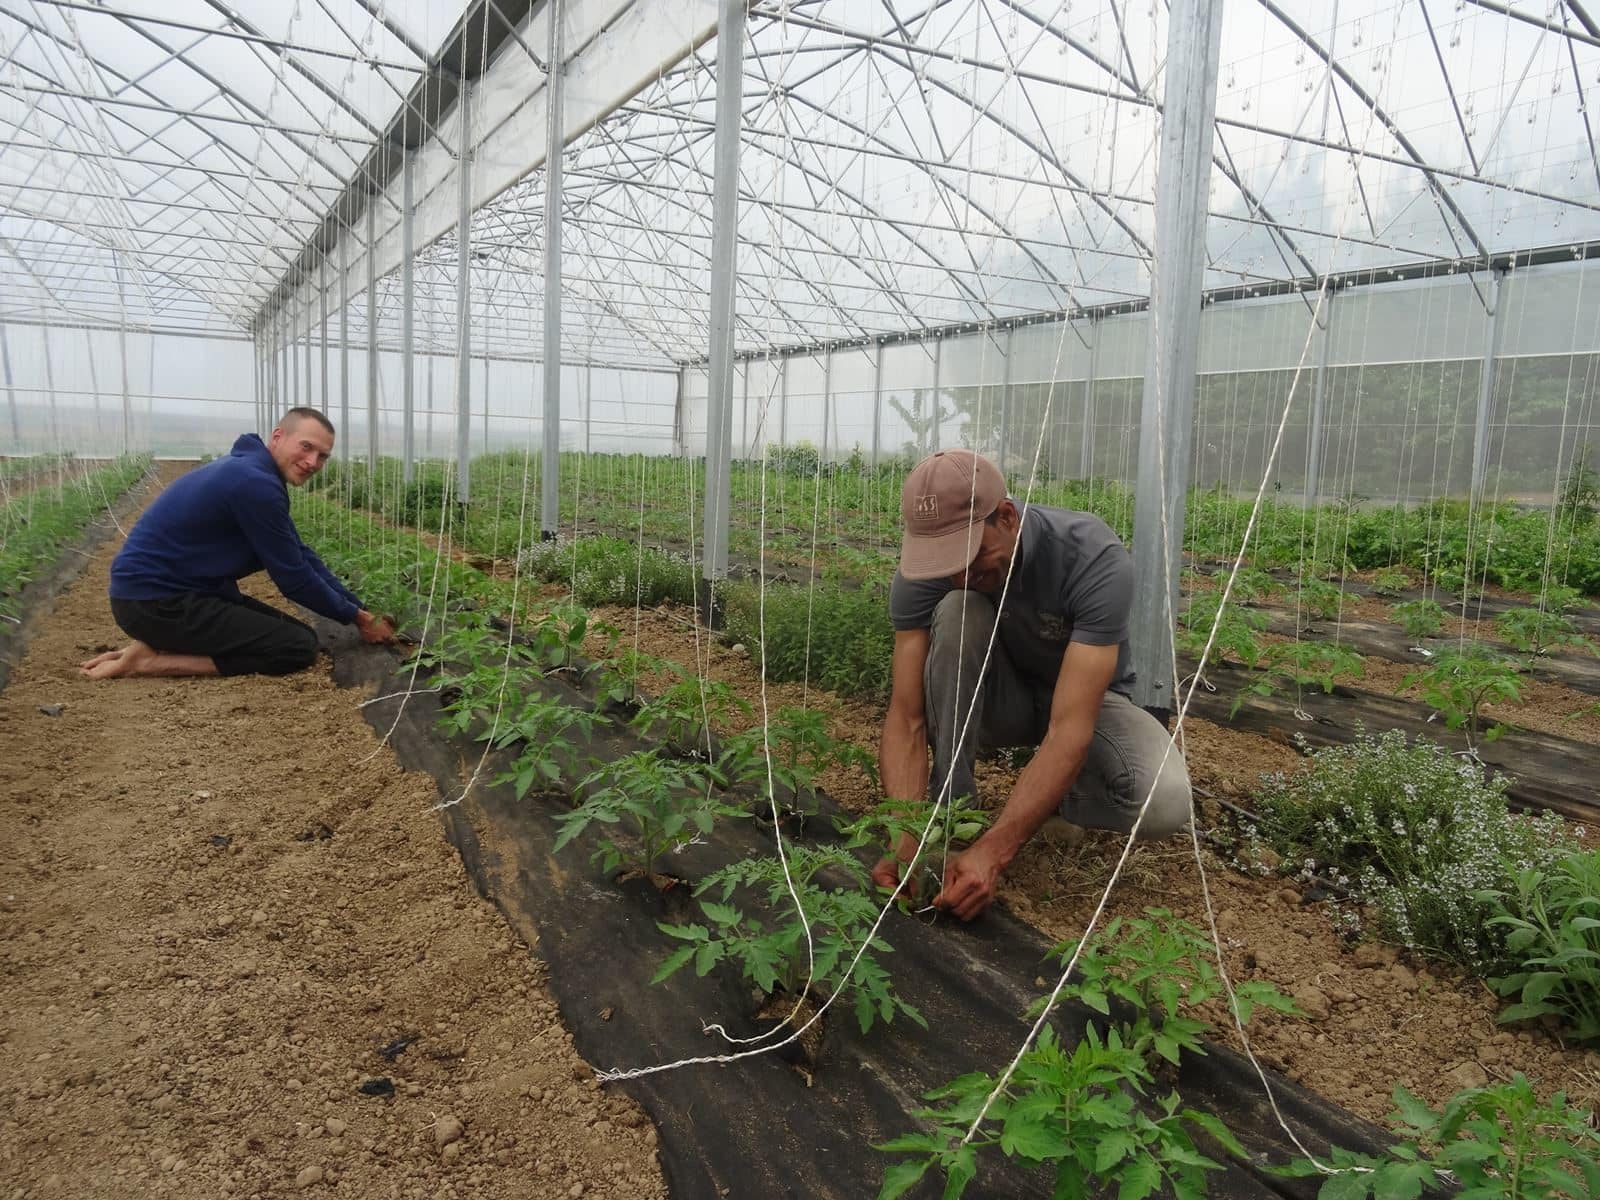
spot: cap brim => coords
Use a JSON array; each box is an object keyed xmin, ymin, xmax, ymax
[{"xmin": 899, "ymin": 522, "xmax": 984, "ymax": 581}]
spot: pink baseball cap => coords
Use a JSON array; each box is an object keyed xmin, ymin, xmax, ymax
[{"xmin": 899, "ymin": 450, "xmax": 1007, "ymax": 580}]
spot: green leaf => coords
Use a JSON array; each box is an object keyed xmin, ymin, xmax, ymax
[
  {"xmin": 941, "ymin": 1144, "xmax": 977, "ymax": 1200},
  {"xmin": 693, "ymin": 940, "xmax": 722, "ymax": 976},
  {"xmin": 999, "ymin": 1117, "xmax": 1073, "ymax": 1161},
  {"xmin": 876, "ymin": 1159, "xmax": 931, "ymax": 1200},
  {"xmin": 1093, "ymin": 1130, "xmax": 1138, "ymax": 1173},
  {"xmin": 1115, "ymin": 1155, "xmax": 1161, "ymax": 1200},
  {"xmin": 700, "ymin": 900, "xmax": 742, "ymax": 928},
  {"xmin": 1318, "ymin": 1169, "xmax": 1374, "ymax": 1200},
  {"xmin": 650, "ymin": 944, "xmax": 697, "ymax": 984}
]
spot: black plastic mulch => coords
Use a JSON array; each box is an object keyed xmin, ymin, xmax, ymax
[{"xmin": 322, "ymin": 628, "xmax": 1405, "ymax": 1200}]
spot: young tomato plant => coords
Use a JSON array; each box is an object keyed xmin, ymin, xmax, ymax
[
  {"xmin": 553, "ymin": 750, "xmax": 746, "ymax": 880},
  {"xmin": 484, "ymin": 693, "xmax": 604, "ymax": 798},
  {"xmin": 1401, "ymin": 647, "xmax": 1524, "ymax": 749},
  {"xmin": 717, "ymin": 705, "xmax": 878, "ymax": 815},
  {"xmin": 1179, "ymin": 590, "xmax": 1269, "ymax": 668},
  {"xmin": 654, "ymin": 843, "xmax": 924, "ymax": 1034},
  {"xmin": 631, "ymin": 676, "xmax": 751, "ymax": 757},
  {"xmin": 836, "ymin": 794, "xmax": 992, "ymax": 901},
  {"xmin": 876, "ymin": 910, "xmax": 1292, "ymax": 1200},
  {"xmin": 1495, "ymin": 606, "xmax": 1593, "ymax": 658},
  {"xmin": 1266, "ymin": 640, "xmax": 1364, "ymax": 697},
  {"xmin": 1277, "ymin": 1075, "xmax": 1600, "ymax": 1200},
  {"xmin": 1391, "ymin": 597, "xmax": 1447, "ymax": 639}
]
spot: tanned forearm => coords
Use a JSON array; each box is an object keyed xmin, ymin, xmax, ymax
[
  {"xmin": 877, "ymin": 711, "xmax": 931, "ymax": 865},
  {"xmin": 975, "ymin": 728, "xmax": 1090, "ymax": 869}
]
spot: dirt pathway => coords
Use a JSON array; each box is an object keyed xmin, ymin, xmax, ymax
[{"xmin": 0, "ymin": 474, "xmax": 666, "ymax": 1199}]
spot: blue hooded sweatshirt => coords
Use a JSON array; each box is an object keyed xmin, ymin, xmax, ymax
[{"xmin": 110, "ymin": 433, "xmax": 362, "ymax": 624}]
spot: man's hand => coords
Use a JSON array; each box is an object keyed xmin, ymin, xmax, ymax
[
  {"xmin": 354, "ymin": 609, "xmax": 397, "ymax": 645},
  {"xmin": 933, "ymin": 837, "xmax": 1008, "ymax": 921}
]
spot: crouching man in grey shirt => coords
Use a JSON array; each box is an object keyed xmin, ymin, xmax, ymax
[{"xmin": 870, "ymin": 450, "xmax": 1192, "ymax": 920}]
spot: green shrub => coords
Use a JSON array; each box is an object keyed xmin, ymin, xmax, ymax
[
  {"xmin": 518, "ymin": 534, "xmax": 698, "ymax": 608},
  {"xmin": 1251, "ymin": 730, "xmax": 1573, "ymax": 971},
  {"xmin": 723, "ymin": 579, "xmax": 895, "ymax": 700}
]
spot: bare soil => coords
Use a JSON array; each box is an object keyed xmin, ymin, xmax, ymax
[
  {"xmin": 581, "ymin": 604, "xmax": 1600, "ymax": 1131},
  {"xmin": 0, "ymin": 481, "xmax": 665, "ymax": 1199}
]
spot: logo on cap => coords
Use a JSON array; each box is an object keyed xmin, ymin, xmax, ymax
[{"xmin": 912, "ymin": 494, "xmax": 939, "ymax": 521}]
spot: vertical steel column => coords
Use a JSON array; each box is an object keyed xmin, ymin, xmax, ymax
[
  {"xmin": 425, "ymin": 357, "xmax": 434, "ymax": 459},
  {"xmin": 1305, "ymin": 288, "xmax": 1334, "ymax": 506},
  {"xmin": 291, "ymin": 303, "xmax": 300, "ymax": 408},
  {"xmin": 541, "ymin": 4, "xmax": 566, "ymax": 537},
  {"xmin": 0, "ymin": 324, "xmax": 18, "ymax": 451},
  {"xmin": 584, "ymin": 361, "xmax": 593, "ymax": 454},
  {"xmin": 1082, "ymin": 318, "xmax": 1099, "ymax": 479},
  {"xmin": 779, "ymin": 355, "xmax": 789, "ymax": 449},
  {"xmin": 930, "ymin": 338, "xmax": 941, "ymax": 453},
  {"xmin": 671, "ymin": 364, "xmax": 685, "ymax": 457},
  {"xmin": 339, "ymin": 233, "xmax": 350, "ymax": 461},
  {"xmin": 250, "ymin": 322, "xmax": 260, "ymax": 446},
  {"xmin": 699, "ymin": 0, "xmax": 746, "ymax": 625},
  {"xmin": 303, "ymin": 289, "xmax": 312, "ymax": 407},
  {"xmin": 319, "ymin": 259, "xmax": 329, "ymax": 414},
  {"xmin": 871, "ymin": 343, "xmax": 883, "ymax": 466},
  {"xmin": 41, "ymin": 325, "xmax": 58, "ymax": 449},
  {"xmin": 483, "ymin": 358, "xmax": 491, "ymax": 453},
  {"xmin": 741, "ymin": 361, "xmax": 751, "ymax": 459},
  {"xmin": 821, "ymin": 351, "xmax": 832, "ymax": 463},
  {"xmin": 1129, "ymin": 0, "xmax": 1224, "ymax": 720},
  {"xmin": 366, "ymin": 199, "xmax": 380, "ymax": 469},
  {"xmin": 86, "ymin": 328, "xmax": 102, "ymax": 445},
  {"xmin": 401, "ymin": 152, "xmax": 416, "ymax": 483},
  {"xmin": 999, "ymin": 328, "xmax": 1013, "ymax": 473},
  {"xmin": 118, "ymin": 318, "xmax": 131, "ymax": 454},
  {"xmin": 454, "ymin": 80, "xmax": 475, "ymax": 503},
  {"xmin": 1470, "ymin": 268, "xmax": 1508, "ymax": 507}
]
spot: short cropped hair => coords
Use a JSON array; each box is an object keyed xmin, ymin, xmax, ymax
[{"xmin": 279, "ymin": 406, "xmax": 335, "ymax": 437}]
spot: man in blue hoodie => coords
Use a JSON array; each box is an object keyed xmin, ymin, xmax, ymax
[{"xmin": 81, "ymin": 407, "xmax": 394, "ymax": 680}]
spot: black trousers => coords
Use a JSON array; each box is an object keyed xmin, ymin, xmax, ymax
[{"xmin": 110, "ymin": 594, "xmax": 319, "ymax": 677}]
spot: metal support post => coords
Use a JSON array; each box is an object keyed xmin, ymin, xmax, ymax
[
  {"xmin": 584, "ymin": 361, "xmax": 592, "ymax": 454},
  {"xmin": 698, "ymin": 0, "xmax": 746, "ymax": 627},
  {"xmin": 1305, "ymin": 288, "xmax": 1334, "ymax": 506},
  {"xmin": 86, "ymin": 328, "xmax": 102, "ymax": 444},
  {"xmin": 999, "ymin": 328, "xmax": 1013, "ymax": 473},
  {"xmin": 291, "ymin": 307, "xmax": 299, "ymax": 408},
  {"xmin": 250, "ymin": 323, "xmax": 260, "ymax": 446},
  {"xmin": 319, "ymin": 259, "xmax": 329, "ymax": 414},
  {"xmin": 0, "ymin": 324, "xmax": 18, "ymax": 450},
  {"xmin": 303, "ymin": 291, "xmax": 312, "ymax": 407},
  {"xmin": 454, "ymin": 80, "xmax": 474, "ymax": 503},
  {"xmin": 871, "ymin": 344, "xmax": 883, "ymax": 466},
  {"xmin": 339, "ymin": 233, "xmax": 350, "ymax": 461},
  {"xmin": 929, "ymin": 338, "xmax": 941, "ymax": 453},
  {"xmin": 1128, "ymin": 0, "xmax": 1224, "ymax": 721},
  {"xmin": 821, "ymin": 350, "xmax": 832, "ymax": 464},
  {"xmin": 541, "ymin": 5, "xmax": 565, "ymax": 538},
  {"xmin": 118, "ymin": 318, "xmax": 130, "ymax": 455},
  {"xmin": 42, "ymin": 324, "xmax": 58, "ymax": 448},
  {"xmin": 425, "ymin": 357, "xmax": 434, "ymax": 459},
  {"xmin": 483, "ymin": 358, "xmax": 490, "ymax": 453},
  {"xmin": 1082, "ymin": 318, "xmax": 1099, "ymax": 479},
  {"xmin": 401, "ymin": 152, "xmax": 416, "ymax": 483},
  {"xmin": 1469, "ymin": 268, "xmax": 1508, "ymax": 507},
  {"xmin": 367, "ymin": 198, "xmax": 380, "ymax": 470},
  {"xmin": 779, "ymin": 355, "xmax": 789, "ymax": 450}
]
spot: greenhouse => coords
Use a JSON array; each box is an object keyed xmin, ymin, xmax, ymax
[{"xmin": 3, "ymin": 1, "xmax": 1599, "ymax": 1197}]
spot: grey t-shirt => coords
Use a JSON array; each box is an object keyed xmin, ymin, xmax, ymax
[{"xmin": 888, "ymin": 503, "xmax": 1137, "ymax": 696}]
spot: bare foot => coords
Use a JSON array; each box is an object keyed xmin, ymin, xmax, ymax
[
  {"xmin": 82, "ymin": 641, "xmax": 157, "ymax": 680},
  {"xmin": 80, "ymin": 645, "xmax": 131, "ymax": 676},
  {"xmin": 81, "ymin": 641, "xmax": 217, "ymax": 680}
]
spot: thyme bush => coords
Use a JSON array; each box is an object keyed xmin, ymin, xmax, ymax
[{"xmin": 1251, "ymin": 730, "xmax": 1574, "ymax": 972}]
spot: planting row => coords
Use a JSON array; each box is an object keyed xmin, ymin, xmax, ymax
[
  {"xmin": 309, "ymin": 449, "xmax": 1600, "ymax": 600},
  {"xmin": 297, "ymin": 493, "xmax": 1600, "ymax": 1200},
  {"xmin": 0, "ymin": 455, "xmax": 151, "ymax": 622}
]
